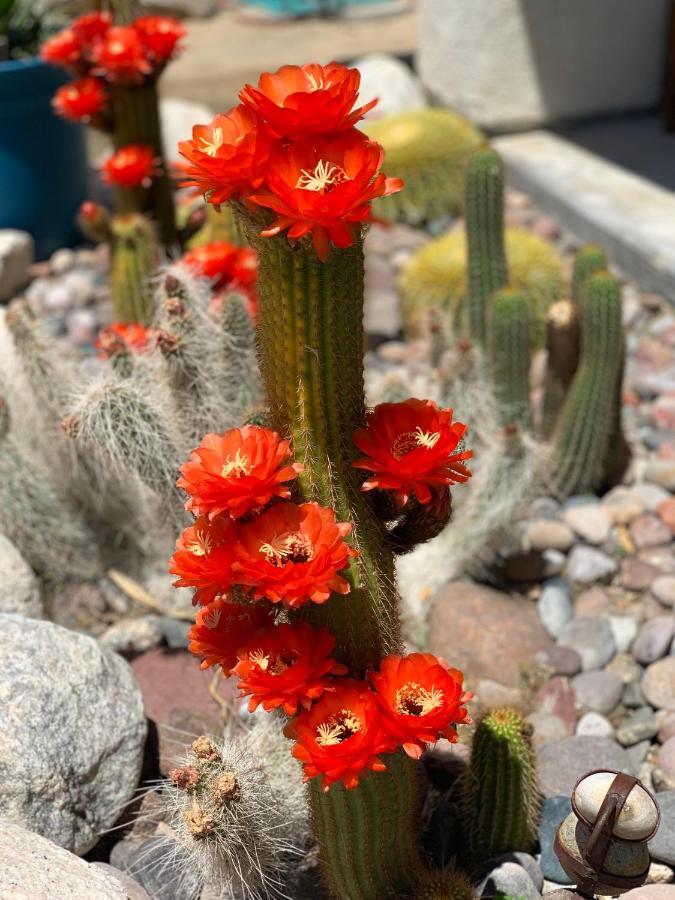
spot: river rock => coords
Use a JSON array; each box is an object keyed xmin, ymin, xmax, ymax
[
  {"xmin": 525, "ymin": 520, "xmax": 575, "ymax": 553},
  {"xmin": 631, "ymin": 515, "xmax": 673, "ymax": 549},
  {"xmin": 478, "ymin": 861, "xmax": 540, "ymax": 900},
  {"xmin": 0, "ymin": 229, "xmax": 33, "ymax": 302},
  {"xmin": 535, "ymin": 645, "xmax": 582, "ymax": 676},
  {"xmin": 642, "ymin": 658, "xmax": 675, "ymax": 710},
  {"xmin": 0, "ymin": 614, "xmax": 146, "ymax": 854},
  {"xmin": 537, "ymin": 578, "xmax": 573, "ymax": 638},
  {"xmin": 609, "ymin": 615, "xmax": 640, "ymax": 653},
  {"xmin": 564, "ymin": 545, "xmax": 617, "ymax": 584},
  {"xmin": 576, "ymin": 712, "xmax": 615, "ymax": 738},
  {"xmin": 658, "ymin": 738, "xmax": 675, "ymax": 781},
  {"xmin": 649, "ymin": 791, "xmax": 675, "ymax": 865},
  {"xmin": 602, "ymin": 487, "xmax": 646, "ymax": 524},
  {"xmin": 653, "ymin": 576, "xmax": 675, "ymax": 607},
  {"xmin": 538, "ymin": 796, "xmax": 573, "ymax": 883},
  {"xmin": 353, "ymin": 54, "xmax": 428, "ymax": 119},
  {"xmin": 633, "ymin": 617, "xmax": 675, "ymax": 665},
  {"xmin": 538, "ymin": 736, "xmax": 633, "ymax": 798},
  {"xmin": 573, "ymin": 771, "xmax": 659, "ymax": 840},
  {"xmin": 617, "ymin": 707, "xmax": 658, "ymax": 746},
  {"xmin": 622, "ymin": 558, "xmax": 663, "ymax": 591},
  {"xmin": 0, "ymin": 533, "xmax": 42, "ymax": 618},
  {"xmin": 558, "ymin": 616, "xmax": 617, "ymax": 670},
  {"xmin": 572, "ymin": 670, "xmax": 623, "ymax": 714},
  {"xmin": 564, "ymin": 504, "xmax": 612, "ymax": 545}
]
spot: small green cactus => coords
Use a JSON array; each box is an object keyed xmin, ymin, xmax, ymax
[
  {"xmin": 550, "ymin": 271, "xmax": 625, "ymax": 498},
  {"xmin": 399, "ymin": 229, "xmax": 563, "ymax": 341},
  {"xmin": 365, "ymin": 108, "xmax": 484, "ymax": 224},
  {"xmin": 461, "ymin": 707, "xmax": 540, "ymax": 865},
  {"xmin": 464, "ymin": 146, "xmax": 508, "ymax": 348},
  {"xmin": 571, "ymin": 244, "xmax": 608, "ymax": 306},
  {"xmin": 540, "ymin": 299, "xmax": 580, "ymax": 439},
  {"xmin": 488, "ymin": 289, "xmax": 532, "ymax": 430},
  {"xmin": 110, "ymin": 214, "xmax": 159, "ymax": 325},
  {"xmin": 414, "ymin": 868, "xmax": 477, "ymax": 900}
]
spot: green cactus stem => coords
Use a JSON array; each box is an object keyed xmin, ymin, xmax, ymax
[
  {"xmin": 110, "ymin": 214, "xmax": 158, "ymax": 324},
  {"xmin": 550, "ymin": 271, "xmax": 624, "ymax": 499},
  {"xmin": 571, "ymin": 244, "xmax": 608, "ymax": 306},
  {"xmin": 461, "ymin": 707, "xmax": 540, "ymax": 865},
  {"xmin": 109, "ymin": 81, "xmax": 178, "ymax": 249},
  {"xmin": 235, "ymin": 206, "xmax": 423, "ymax": 900},
  {"xmin": 488, "ymin": 289, "xmax": 532, "ymax": 430},
  {"xmin": 465, "ymin": 146, "xmax": 508, "ymax": 347},
  {"xmin": 413, "ymin": 868, "xmax": 477, "ymax": 900},
  {"xmin": 540, "ymin": 299, "xmax": 580, "ymax": 439}
]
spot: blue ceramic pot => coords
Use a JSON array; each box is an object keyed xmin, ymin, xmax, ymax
[{"xmin": 0, "ymin": 58, "xmax": 88, "ymax": 260}]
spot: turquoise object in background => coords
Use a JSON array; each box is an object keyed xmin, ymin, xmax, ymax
[
  {"xmin": 0, "ymin": 58, "xmax": 88, "ymax": 260},
  {"xmin": 240, "ymin": 0, "xmax": 391, "ymax": 15}
]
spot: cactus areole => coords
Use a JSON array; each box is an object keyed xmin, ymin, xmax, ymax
[{"xmin": 170, "ymin": 63, "xmax": 476, "ymax": 899}]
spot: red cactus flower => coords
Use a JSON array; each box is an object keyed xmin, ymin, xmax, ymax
[
  {"xmin": 52, "ymin": 77, "xmax": 107, "ymax": 122},
  {"xmin": 95, "ymin": 322, "xmax": 153, "ymax": 357},
  {"xmin": 369, "ymin": 653, "xmax": 472, "ymax": 759},
  {"xmin": 286, "ymin": 680, "xmax": 393, "ymax": 791},
  {"xmin": 182, "ymin": 242, "xmax": 258, "ymax": 294},
  {"xmin": 239, "ymin": 62, "xmax": 376, "ymax": 139},
  {"xmin": 187, "ymin": 597, "xmax": 273, "ymax": 672},
  {"xmin": 101, "ymin": 144, "xmax": 159, "ymax": 188},
  {"xmin": 177, "ymin": 426, "xmax": 302, "ymax": 521},
  {"xmin": 134, "ymin": 16, "xmax": 186, "ymax": 62},
  {"xmin": 233, "ymin": 501, "xmax": 356, "ymax": 607},
  {"xmin": 41, "ymin": 29, "xmax": 82, "ymax": 68},
  {"xmin": 178, "ymin": 105, "xmax": 275, "ymax": 205},
  {"xmin": 71, "ymin": 11, "xmax": 112, "ymax": 46},
  {"xmin": 232, "ymin": 621, "xmax": 348, "ymax": 715},
  {"xmin": 352, "ymin": 399, "xmax": 472, "ymax": 506},
  {"xmin": 92, "ymin": 25, "xmax": 152, "ymax": 83},
  {"xmin": 169, "ymin": 516, "xmax": 237, "ymax": 605},
  {"xmin": 249, "ymin": 129, "xmax": 402, "ymax": 260}
]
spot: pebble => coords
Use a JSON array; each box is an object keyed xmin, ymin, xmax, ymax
[
  {"xmin": 607, "ymin": 652, "xmax": 643, "ymax": 684},
  {"xmin": 646, "ymin": 863, "xmax": 675, "ymax": 885},
  {"xmin": 632, "ymin": 617, "xmax": 675, "ymax": 665},
  {"xmin": 526, "ymin": 712, "xmax": 570, "ymax": 748},
  {"xmin": 537, "ymin": 578, "xmax": 574, "ymax": 639},
  {"xmin": 644, "ymin": 461, "xmax": 675, "ymax": 492},
  {"xmin": 537, "ymin": 796, "xmax": 574, "ymax": 883},
  {"xmin": 50, "ymin": 247, "xmax": 76, "ymax": 274},
  {"xmin": 609, "ymin": 615, "xmax": 640, "ymax": 653},
  {"xmin": 626, "ymin": 739, "xmax": 653, "ymax": 769},
  {"xmin": 575, "ymin": 587, "xmax": 612, "ymax": 617},
  {"xmin": 658, "ymin": 738, "xmax": 675, "ymax": 781},
  {"xmin": 642, "ymin": 658, "xmax": 675, "ymax": 710},
  {"xmin": 535, "ymin": 646, "xmax": 582, "ymax": 677},
  {"xmin": 558, "ymin": 617, "xmax": 617, "ymax": 670},
  {"xmin": 633, "ymin": 483, "xmax": 673, "ymax": 512},
  {"xmin": 475, "ymin": 679, "xmax": 524, "ymax": 710},
  {"xmin": 564, "ymin": 545, "xmax": 618, "ymax": 584},
  {"xmin": 572, "ymin": 670, "xmax": 623, "ymax": 714},
  {"xmin": 0, "ymin": 534, "xmax": 42, "ymax": 619},
  {"xmin": 622, "ymin": 558, "xmax": 663, "ymax": 591},
  {"xmin": 574, "ymin": 771, "xmax": 659, "ymax": 839},
  {"xmin": 658, "ymin": 711, "xmax": 675, "ymax": 744},
  {"xmin": 616, "ymin": 708, "xmax": 657, "ymax": 749},
  {"xmin": 576, "ymin": 711, "xmax": 615, "ymax": 738},
  {"xmin": 653, "ymin": 576, "xmax": 675, "ymax": 607},
  {"xmin": 525, "ymin": 520, "xmax": 575, "ymax": 553},
  {"xmin": 623, "ymin": 887, "xmax": 675, "ymax": 900},
  {"xmin": 99, "ymin": 615, "xmax": 165, "ymax": 657},
  {"xmin": 564, "ymin": 504, "xmax": 611, "ymax": 545},
  {"xmin": 654, "ymin": 768, "xmax": 675, "ymax": 792},
  {"xmin": 649, "ymin": 791, "xmax": 675, "ymax": 865},
  {"xmin": 477, "ymin": 853, "xmax": 544, "ymax": 893},
  {"xmin": 602, "ymin": 487, "xmax": 646, "ymax": 524},
  {"xmin": 479, "ymin": 861, "xmax": 540, "ymax": 900},
  {"xmin": 657, "ymin": 499, "xmax": 675, "ymax": 536},
  {"xmin": 624, "ymin": 680, "xmax": 648, "ymax": 708},
  {"xmin": 536, "ymin": 677, "xmax": 577, "ymax": 734},
  {"xmin": 630, "ymin": 514, "xmax": 673, "ymax": 549},
  {"xmin": 538, "ymin": 736, "xmax": 633, "ymax": 798},
  {"xmin": 529, "ymin": 497, "xmax": 562, "ymax": 520}
]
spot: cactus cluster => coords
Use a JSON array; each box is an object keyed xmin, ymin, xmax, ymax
[{"xmin": 365, "ymin": 108, "xmax": 484, "ymax": 224}]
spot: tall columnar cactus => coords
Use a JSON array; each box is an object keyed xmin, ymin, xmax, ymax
[
  {"xmin": 571, "ymin": 244, "xmax": 608, "ymax": 306},
  {"xmin": 110, "ymin": 214, "xmax": 159, "ymax": 324},
  {"xmin": 488, "ymin": 289, "xmax": 532, "ymax": 430},
  {"xmin": 540, "ymin": 299, "xmax": 580, "ymax": 439},
  {"xmin": 550, "ymin": 271, "xmax": 624, "ymax": 498},
  {"xmin": 464, "ymin": 146, "xmax": 508, "ymax": 348},
  {"xmin": 461, "ymin": 707, "xmax": 540, "ymax": 865}
]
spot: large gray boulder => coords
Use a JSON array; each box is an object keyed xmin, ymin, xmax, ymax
[
  {"xmin": 0, "ymin": 615, "xmax": 147, "ymax": 854},
  {"xmin": 0, "ymin": 533, "xmax": 42, "ymax": 618},
  {"xmin": 0, "ymin": 819, "xmax": 126, "ymax": 899}
]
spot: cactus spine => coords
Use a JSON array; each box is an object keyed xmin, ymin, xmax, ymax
[
  {"xmin": 550, "ymin": 271, "xmax": 624, "ymax": 498},
  {"xmin": 488, "ymin": 289, "xmax": 532, "ymax": 430},
  {"xmin": 461, "ymin": 707, "xmax": 539, "ymax": 865},
  {"xmin": 465, "ymin": 146, "xmax": 507, "ymax": 348},
  {"xmin": 236, "ymin": 207, "xmax": 422, "ymax": 900},
  {"xmin": 110, "ymin": 214, "xmax": 158, "ymax": 324},
  {"xmin": 414, "ymin": 868, "xmax": 477, "ymax": 900}
]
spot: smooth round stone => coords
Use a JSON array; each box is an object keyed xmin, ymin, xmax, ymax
[
  {"xmin": 557, "ymin": 811, "xmax": 650, "ymax": 892},
  {"xmin": 603, "ymin": 487, "xmax": 646, "ymax": 525},
  {"xmin": 538, "ymin": 736, "xmax": 633, "ymax": 798},
  {"xmin": 617, "ymin": 707, "xmax": 658, "ymax": 747},
  {"xmin": 558, "ymin": 617, "xmax": 617, "ymax": 671},
  {"xmin": 653, "ymin": 577, "xmax": 675, "ymax": 608},
  {"xmin": 526, "ymin": 520, "xmax": 575, "ymax": 553},
  {"xmin": 632, "ymin": 618, "xmax": 675, "ymax": 666},
  {"xmin": 572, "ymin": 670, "xmax": 624, "ymax": 715},
  {"xmin": 537, "ymin": 579, "xmax": 574, "ymax": 639},
  {"xmin": 633, "ymin": 484, "xmax": 673, "ymax": 513},
  {"xmin": 527, "ymin": 712, "xmax": 570, "ymax": 748},
  {"xmin": 565, "ymin": 504, "xmax": 612, "ymax": 545},
  {"xmin": 576, "ymin": 587, "xmax": 613, "ymax": 617},
  {"xmin": 657, "ymin": 737, "xmax": 675, "ymax": 780},
  {"xmin": 642, "ymin": 659, "xmax": 675, "ymax": 710},
  {"xmin": 576, "ymin": 712, "xmax": 615, "ymax": 738},
  {"xmin": 610, "ymin": 615, "xmax": 640, "ymax": 654},
  {"xmin": 536, "ymin": 645, "xmax": 583, "ymax": 677},
  {"xmin": 564, "ymin": 546, "xmax": 618, "ymax": 585},
  {"xmin": 649, "ymin": 791, "xmax": 675, "ymax": 865},
  {"xmin": 574, "ymin": 771, "xmax": 659, "ymax": 840},
  {"xmin": 630, "ymin": 515, "xmax": 673, "ymax": 550}
]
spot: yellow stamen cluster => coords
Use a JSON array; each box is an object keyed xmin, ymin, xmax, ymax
[
  {"xmin": 248, "ymin": 648, "xmax": 294, "ymax": 675},
  {"xmin": 394, "ymin": 682, "xmax": 443, "ymax": 717},
  {"xmin": 200, "ymin": 126, "xmax": 223, "ymax": 157},
  {"xmin": 221, "ymin": 449, "xmax": 251, "ymax": 478},
  {"xmin": 201, "ymin": 606, "xmax": 222, "ymax": 629},
  {"xmin": 414, "ymin": 426, "xmax": 441, "ymax": 450},
  {"xmin": 316, "ymin": 709, "xmax": 363, "ymax": 747},
  {"xmin": 186, "ymin": 529, "xmax": 214, "ymax": 557},
  {"xmin": 390, "ymin": 427, "xmax": 442, "ymax": 460},
  {"xmin": 259, "ymin": 532, "xmax": 313, "ymax": 566},
  {"xmin": 296, "ymin": 159, "xmax": 347, "ymax": 193}
]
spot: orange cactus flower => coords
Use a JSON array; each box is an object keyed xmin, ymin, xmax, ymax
[
  {"xmin": 92, "ymin": 25, "xmax": 152, "ymax": 83},
  {"xmin": 71, "ymin": 11, "xmax": 112, "ymax": 46},
  {"xmin": 239, "ymin": 62, "xmax": 376, "ymax": 139},
  {"xmin": 286, "ymin": 680, "xmax": 393, "ymax": 791},
  {"xmin": 95, "ymin": 322, "xmax": 153, "ymax": 357},
  {"xmin": 182, "ymin": 242, "xmax": 258, "ymax": 294},
  {"xmin": 178, "ymin": 105, "xmax": 275, "ymax": 205},
  {"xmin": 232, "ymin": 621, "xmax": 348, "ymax": 716},
  {"xmin": 369, "ymin": 653, "xmax": 472, "ymax": 759},
  {"xmin": 233, "ymin": 501, "xmax": 356, "ymax": 607},
  {"xmin": 41, "ymin": 29, "xmax": 82, "ymax": 68},
  {"xmin": 249, "ymin": 129, "xmax": 403, "ymax": 260},
  {"xmin": 134, "ymin": 16, "xmax": 186, "ymax": 63},
  {"xmin": 187, "ymin": 597, "xmax": 273, "ymax": 672},
  {"xmin": 101, "ymin": 144, "xmax": 160, "ymax": 189},
  {"xmin": 352, "ymin": 398, "xmax": 473, "ymax": 506},
  {"xmin": 52, "ymin": 77, "xmax": 107, "ymax": 122},
  {"xmin": 169, "ymin": 516, "xmax": 237, "ymax": 606},
  {"xmin": 177, "ymin": 426, "xmax": 302, "ymax": 521}
]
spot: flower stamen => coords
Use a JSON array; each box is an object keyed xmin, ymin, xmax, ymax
[
  {"xmin": 296, "ymin": 159, "xmax": 347, "ymax": 193},
  {"xmin": 259, "ymin": 532, "xmax": 313, "ymax": 566},
  {"xmin": 414, "ymin": 427, "xmax": 441, "ymax": 450},
  {"xmin": 186, "ymin": 529, "xmax": 214, "ymax": 557},
  {"xmin": 200, "ymin": 126, "xmax": 224, "ymax": 157},
  {"xmin": 394, "ymin": 682, "xmax": 444, "ymax": 717},
  {"xmin": 316, "ymin": 709, "xmax": 362, "ymax": 746},
  {"xmin": 221, "ymin": 449, "xmax": 251, "ymax": 478}
]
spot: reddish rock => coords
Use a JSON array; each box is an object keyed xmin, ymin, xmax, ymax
[
  {"xmin": 658, "ymin": 711, "xmax": 675, "ymax": 744},
  {"xmin": 657, "ymin": 499, "xmax": 675, "ymax": 536},
  {"xmin": 621, "ymin": 558, "xmax": 662, "ymax": 591},
  {"xmin": 536, "ymin": 676, "xmax": 577, "ymax": 734},
  {"xmin": 427, "ymin": 581, "xmax": 553, "ymax": 687},
  {"xmin": 535, "ymin": 645, "xmax": 582, "ymax": 677},
  {"xmin": 630, "ymin": 514, "xmax": 673, "ymax": 549},
  {"xmin": 657, "ymin": 737, "xmax": 675, "ymax": 779},
  {"xmin": 575, "ymin": 587, "xmax": 612, "ymax": 617}
]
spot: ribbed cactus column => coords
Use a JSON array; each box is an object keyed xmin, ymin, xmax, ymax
[
  {"xmin": 488, "ymin": 288, "xmax": 532, "ymax": 429},
  {"xmin": 571, "ymin": 244, "xmax": 607, "ymax": 306},
  {"xmin": 465, "ymin": 146, "xmax": 507, "ymax": 347},
  {"xmin": 110, "ymin": 214, "xmax": 158, "ymax": 323},
  {"xmin": 236, "ymin": 209, "xmax": 422, "ymax": 900}
]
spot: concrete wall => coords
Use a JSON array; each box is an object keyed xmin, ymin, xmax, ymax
[{"xmin": 417, "ymin": 0, "xmax": 671, "ymax": 130}]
